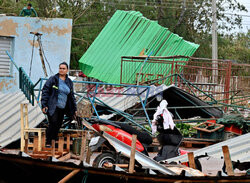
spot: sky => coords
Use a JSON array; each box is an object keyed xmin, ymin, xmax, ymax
[{"xmin": 234, "ymin": 0, "xmax": 250, "ymax": 33}]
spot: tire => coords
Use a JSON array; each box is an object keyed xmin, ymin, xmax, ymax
[{"xmin": 92, "ymin": 152, "xmax": 116, "ymax": 168}]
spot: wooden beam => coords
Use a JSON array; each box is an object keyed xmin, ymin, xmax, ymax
[
  {"xmin": 58, "ymin": 169, "xmax": 80, "ymax": 183},
  {"xmin": 58, "ymin": 137, "xmax": 64, "ymax": 154},
  {"xmin": 187, "ymin": 152, "xmax": 196, "ymax": 169},
  {"xmin": 66, "ymin": 134, "xmax": 70, "ymax": 152},
  {"xmin": 20, "ymin": 104, "xmax": 25, "ymax": 152},
  {"xmin": 80, "ymin": 131, "xmax": 87, "ymax": 162},
  {"xmin": 222, "ymin": 145, "xmax": 234, "ymax": 176},
  {"xmin": 51, "ymin": 140, "xmax": 55, "ymax": 157},
  {"xmin": 58, "ymin": 153, "xmax": 71, "ymax": 161},
  {"xmin": 33, "ymin": 136, "xmax": 38, "ymax": 153},
  {"xmin": 24, "ymin": 139, "xmax": 29, "ymax": 153},
  {"xmin": 129, "ymin": 134, "xmax": 137, "ymax": 173}
]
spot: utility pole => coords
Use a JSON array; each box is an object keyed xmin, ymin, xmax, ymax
[{"xmin": 212, "ymin": 0, "xmax": 218, "ymax": 83}]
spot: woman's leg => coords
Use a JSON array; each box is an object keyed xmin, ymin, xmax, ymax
[{"xmin": 46, "ymin": 108, "xmax": 65, "ymax": 145}]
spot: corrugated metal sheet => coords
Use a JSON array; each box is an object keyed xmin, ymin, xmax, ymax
[
  {"xmin": 0, "ymin": 37, "xmax": 12, "ymax": 77},
  {"xmin": 165, "ymin": 132, "xmax": 250, "ymax": 163},
  {"xmin": 0, "ymin": 91, "xmax": 45, "ymax": 148},
  {"xmin": 79, "ymin": 10, "xmax": 199, "ymax": 84}
]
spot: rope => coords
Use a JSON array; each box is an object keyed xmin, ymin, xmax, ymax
[{"xmin": 81, "ymin": 170, "xmax": 88, "ymax": 183}]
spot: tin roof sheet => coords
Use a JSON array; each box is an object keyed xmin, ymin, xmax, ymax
[
  {"xmin": 0, "ymin": 91, "xmax": 45, "ymax": 148},
  {"xmin": 79, "ymin": 10, "xmax": 199, "ymax": 84},
  {"xmin": 165, "ymin": 132, "xmax": 250, "ymax": 163}
]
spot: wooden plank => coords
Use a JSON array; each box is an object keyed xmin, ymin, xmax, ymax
[
  {"xmin": 58, "ymin": 169, "xmax": 80, "ymax": 183},
  {"xmin": 58, "ymin": 137, "xmax": 64, "ymax": 154},
  {"xmin": 129, "ymin": 134, "xmax": 137, "ymax": 173},
  {"xmin": 104, "ymin": 163, "xmax": 130, "ymax": 168},
  {"xmin": 24, "ymin": 104, "xmax": 29, "ymax": 129},
  {"xmin": 80, "ymin": 131, "xmax": 87, "ymax": 162},
  {"xmin": 42, "ymin": 133, "xmax": 46, "ymax": 149},
  {"xmin": 51, "ymin": 140, "xmax": 55, "ymax": 157},
  {"xmin": 24, "ymin": 139, "xmax": 29, "ymax": 153},
  {"xmin": 66, "ymin": 134, "xmax": 70, "ymax": 152},
  {"xmin": 222, "ymin": 145, "xmax": 234, "ymax": 176},
  {"xmin": 58, "ymin": 153, "xmax": 71, "ymax": 161},
  {"xmin": 33, "ymin": 136, "xmax": 38, "ymax": 153},
  {"xmin": 187, "ymin": 152, "xmax": 196, "ymax": 169},
  {"xmin": 85, "ymin": 148, "xmax": 92, "ymax": 164},
  {"xmin": 20, "ymin": 104, "xmax": 25, "ymax": 152}
]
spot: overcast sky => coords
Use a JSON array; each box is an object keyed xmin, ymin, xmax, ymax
[{"xmin": 234, "ymin": 0, "xmax": 250, "ymax": 33}]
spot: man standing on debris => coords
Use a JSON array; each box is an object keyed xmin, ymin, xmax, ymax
[
  {"xmin": 41, "ymin": 62, "xmax": 77, "ymax": 145},
  {"xmin": 19, "ymin": 3, "xmax": 38, "ymax": 17}
]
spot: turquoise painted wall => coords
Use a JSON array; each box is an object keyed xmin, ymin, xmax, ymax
[{"xmin": 0, "ymin": 16, "xmax": 72, "ymax": 92}]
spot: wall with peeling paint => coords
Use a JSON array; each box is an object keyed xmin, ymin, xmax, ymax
[{"xmin": 0, "ymin": 16, "xmax": 72, "ymax": 93}]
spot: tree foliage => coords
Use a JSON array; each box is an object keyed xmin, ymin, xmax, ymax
[{"xmin": 0, "ymin": 0, "xmax": 249, "ymax": 68}]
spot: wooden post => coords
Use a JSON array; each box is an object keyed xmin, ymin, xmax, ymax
[
  {"xmin": 85, "ymin": 131, "xmax": 92, "ymax": 164},
  {"xmin": 20, "ymin": 104, "xmax": 25, "ymax": 152},
  {"xmin": 80, "ymin": 131, "xmax": 87, "ymax": 162},
  {"xmin": 24, "ymin": 104, "xmax": 29, "ymax": 129},
  {"xmin": 222, "ymin": 145, "xmax": 234, "ymax": 176},
  {"xmin": 58, "ymin": 169, "xmax": 80, "ymax": 183},
  {"xmin": 24, "ymin": 139, "xmax": 29, "ymax": 153},
  {"xmin": 51, "ymin": 140, "xmax": 56, "ymax": 157},
  {"xmin": 33, "ymin": 136, "xmax": 38, "ymax": 153},
  {"xmin": 129, "ymin": 134, "xmax": 137, "ymax": 173},
  {"xmin": 58, "ymin": 137, "xmax": 64, "ymax": 154},
  {"xmin": 86, "ymin": 148, "xmax": 92, "ymax": 164},
  {"xmin": 66, "ymin": 134, "xmax": 70, "ymax": 152},
  {"xmin": 188, "ymin": 152, "xmax": 196, "ymax": 169},
  {"xmin": 41, "ymin": 132, "xmax": 46, "ymax": 150},
  {"xmin": 38, "ymin": 130, "xmax": 42, "ymax": 151}
]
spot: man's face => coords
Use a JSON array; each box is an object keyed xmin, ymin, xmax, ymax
[{"xmin": 27, "ymin": 5, "xmax": 31, "ymax": 10}]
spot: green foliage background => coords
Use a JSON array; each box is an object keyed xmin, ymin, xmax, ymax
[{"xmin": 0, "ymin": 0, "xmax": 249, "ymax": 69}]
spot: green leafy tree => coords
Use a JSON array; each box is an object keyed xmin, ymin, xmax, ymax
[{"xmin": 0, "ymin": 0, "xmax": 248, "ymax": 68}]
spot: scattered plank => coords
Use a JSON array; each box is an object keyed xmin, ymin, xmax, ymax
[
  {"xmin": 222, "ymin": 145, "xmax": 234, "ymax": 176},
  {"xmin": 129, "ymin": 134, "xmax": 137, "ymax": 173}
]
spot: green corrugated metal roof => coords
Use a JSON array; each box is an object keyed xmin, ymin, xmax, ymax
[{"xmin": 79, "ymin": 10, "xmax": 199, "ymax": 84}]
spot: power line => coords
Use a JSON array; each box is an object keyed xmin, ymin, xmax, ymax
[{"xmin": 224, "ymin": 13, "xmax": 250, "ymax": 17}]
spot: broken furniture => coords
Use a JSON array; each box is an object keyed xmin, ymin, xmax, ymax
[{"xmin": 20, "ymin": 103, "xmax": 46, "ymax": 152}]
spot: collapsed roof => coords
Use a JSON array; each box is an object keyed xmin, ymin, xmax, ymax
[
  {"xmin": 79, "ymin": 10, "xmax": 199, "ymax": 84},
  {"xmin": 94, "ymin": 85, "xmax": 223, "ymax": 120}
]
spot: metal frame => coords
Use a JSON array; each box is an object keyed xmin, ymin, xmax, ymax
[{"xmin": 34, "ymin": 78, "xmax": 153, "ymax": 134}]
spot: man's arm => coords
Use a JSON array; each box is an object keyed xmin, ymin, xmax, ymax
[
  {"xmin": 19, "ymin": 9, "xmax": 24, "ymax": 16},
  {"xmin": 32, "ymin": 8, "xmax": 38, "ymax": 17}
]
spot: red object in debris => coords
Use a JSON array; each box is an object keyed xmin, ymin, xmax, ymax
[
  {"xmin": 92, "ymin": 124, "xmax": 145, "ymax": 152},
  {"xmin": 207, "ymin": 119, "xmax": 216, "ymax": 124},
  {"xmin": 206, "ymin": 119, "xmax": 242, "ymax": 135},
  {"xmin": 78, "ymin": 71, "xmax": 87, "ymax": 77},
  {"xmin": 224, "ymin": 124, "xmax": 242, "ymax": 135},
  {"xmin": 179, "ymin": 149, "xmax": 189, "ymax": 156}
]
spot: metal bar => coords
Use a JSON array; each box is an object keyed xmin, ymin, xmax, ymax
[
  {"xmin": 128, "ymin": 105, "xmax": 224, "ymax": 111},
  {"xmin": 87, "ymin": 94, "xmax": 100, "ymax": 119},
  {"xmin": 93, "ymin": 97, "xmax": 133, "ymax": 118},
  {"xmin": 6, "ymin": 51, "xmax": 18, "ymax": 71},
  {"xmin": 37, "ymin": 78, "xmax": 44, "ymax": 102}
]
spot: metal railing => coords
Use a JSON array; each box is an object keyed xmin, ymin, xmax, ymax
[
  {"xmin": 121, "ymin": 56, "xmax": 250, "ymax": 107},
  {"xmin": 6, "ymin": 51, "xmax": 35, "ymax": 105}
]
